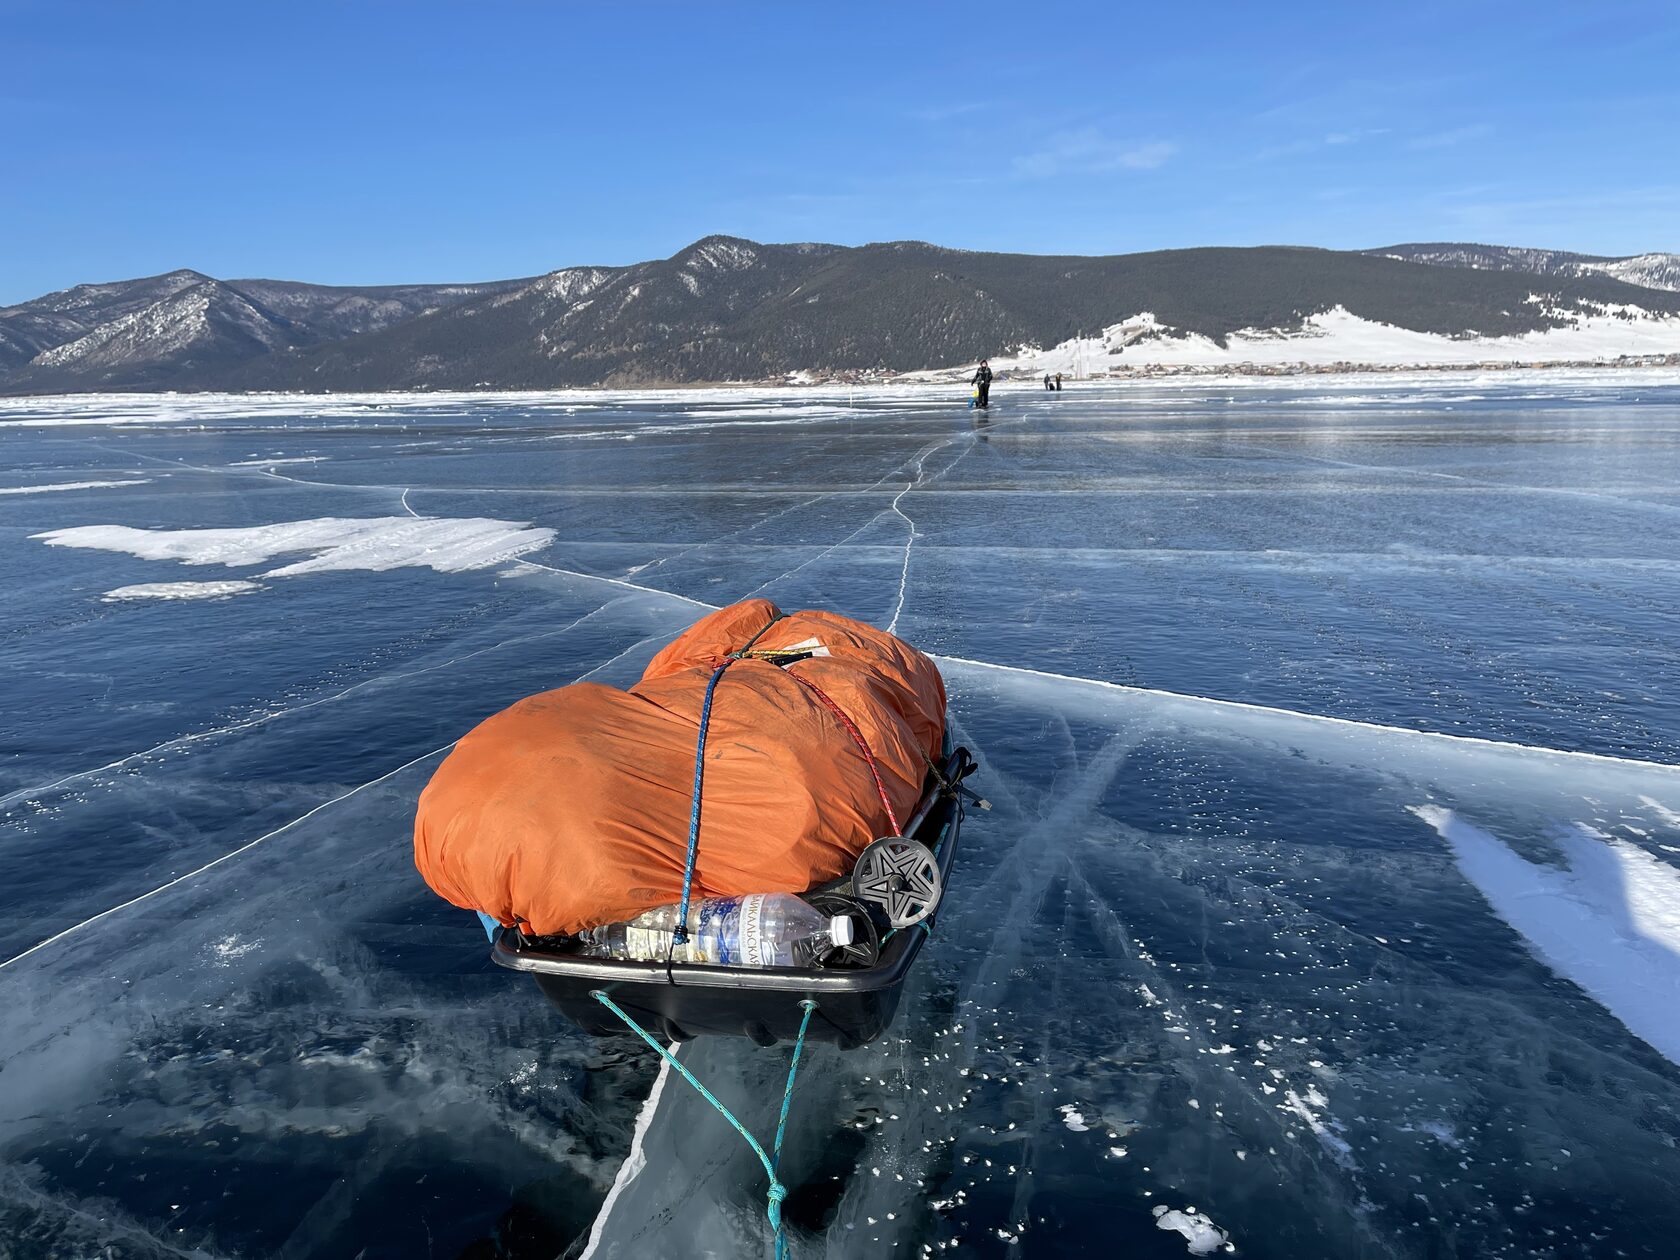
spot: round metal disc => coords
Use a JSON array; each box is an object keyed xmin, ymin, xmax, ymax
[{"xmin": 851, "ymin": 836, "xmax": 942, "ymax": 928}]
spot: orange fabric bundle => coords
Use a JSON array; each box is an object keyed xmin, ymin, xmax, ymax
[{"xmin": 413, "ymin": 599, "xmax": 946, "ymax": 936}]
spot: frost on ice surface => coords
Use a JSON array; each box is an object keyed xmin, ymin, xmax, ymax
[
  {"xmin": 33, "ymin": 515, "xmax": 556, "ymax": 577},
  {"xmin": 1281, "ymin": 1088, "xmax": 1355, "ymax": 1168},
  {"xmin": 1153, "ymin": 1204, "xmax": 1232, "ymax": 1254},
  {"xmin": 1640, "ymin": 795, "xmax": 1680, "ymax": 829},
  {"xmin": 210, "ymin": 935, "xmax": 260, "ymax": 963},
  {"xmin": 1412, "ymin": 806, "xmax": 1680, "ymax": 1065},
  {"xmin": 1401, "ymin": 1120, "xmax": 1463, "ymax": 1148},
  {"xmin": 103, "ymin": 580, "xmax": 264, "ymax": 601}
]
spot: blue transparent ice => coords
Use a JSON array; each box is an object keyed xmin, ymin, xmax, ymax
[{"xmin": 2, "ymin": 376, "xmax": 1679, "ymax": 1258}]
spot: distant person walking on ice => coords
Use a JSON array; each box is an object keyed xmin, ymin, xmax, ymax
[
  {"xmin": 971, "ymin": 359, "xmax": 993, "ymax": 410},
  {"xmin": 1055, "ymin": 372, "xmax": 1063, "ymax": 391},
  {"xmin": 1044, "ymin": 373, "xmax": 1054, "ymax": 391}
]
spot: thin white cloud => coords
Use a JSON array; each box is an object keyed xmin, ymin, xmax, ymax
[
  {"xmin": 1407, "ymin": 123, "xmax": 1494, "ymax": 150},
  {"xmin": 1013, "ymin": 129, "xmax": 1177, "ymax": 179},
  {"xmin": 908, "ymin": 101, "xmax": 991, "ymax": 123},
  {"xmin": 1255, "ymin": 128, "xmax": 1390, "ymax": 161},
  {"xmin": 1115, "ymin": 140, "xmax": 1178, "ymax": 169}
]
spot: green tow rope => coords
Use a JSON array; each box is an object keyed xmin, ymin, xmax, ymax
[{"xmin": 591, "ymin": 991, "xmax": 818, "ymax": 1259}]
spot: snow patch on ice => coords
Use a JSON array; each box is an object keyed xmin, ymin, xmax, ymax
[
  {"xmin": 1413, "ymin": 805, "xmax": 1680, "ymax": 1065},
  {"xmin": 1152, "ymin": 1204, "xmax": 1233, "ymax": 1254},
  {"xmin": 34, "ymin": 516, "xmax": 556, "ymax": 578},
  {"xmin": 0, "ymin": 478, "xmax": 150, "ymax": 496},
  {"xmin": 103, "ymin": 580, "xmax": 264, "ymax": 602}
]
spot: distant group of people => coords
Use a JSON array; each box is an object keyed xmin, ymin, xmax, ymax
[{"xmin": 967, "ymin": 358, "xmax": 1065, "ymax": 410}]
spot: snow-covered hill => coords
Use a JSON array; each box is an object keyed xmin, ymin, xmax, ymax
[
  {"xmin": 1373, "ymin": 243, "xmax": 1680, "ymax": 293},
  {"xmin": 33, "ymin": 280, "xmax": 300, "ymax": 375},
  {"xmin": 982, "ymin": 303, "xmax": 1680, "ymax": 377},
  {"xmin": 0, "ymin": 272, "xmax": 527, "ymax": 392},
  {"xmin": 1584, "ymin": 253, "xmax": 1680, "ymax": 292}
]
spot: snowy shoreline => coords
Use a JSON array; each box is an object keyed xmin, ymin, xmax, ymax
[
  {"xmin": 3, "ymin": 360, "xmax": 1680, "ymax": 418},
  {"xmin": 913, "ymin": 353, "xmax": 1680, "ymax": 385}
]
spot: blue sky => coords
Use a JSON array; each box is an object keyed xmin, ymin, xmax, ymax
[{"xmin": 4, "ymin": 0, "xmax": 1678, "ymax": 303}]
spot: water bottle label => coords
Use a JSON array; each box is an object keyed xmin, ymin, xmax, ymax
[
  {"xmin": 739, "ymin": 894, "xmax": 768, "ymax": 968},
  {"xmin": 697, "ymin": 897, "xmax": 743, "ymax": 965}
]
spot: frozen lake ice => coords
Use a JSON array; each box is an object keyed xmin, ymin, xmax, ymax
[{"xmin": 3, "ymin": 372, "xmax": 1679, "ymax": 1258}]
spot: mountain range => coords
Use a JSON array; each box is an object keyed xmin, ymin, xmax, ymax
[
  {"xmin": 3, "ymin": 239, "xmax": 1677, "ymax": 395},
  {"xmin": 0, "ymin": 272, "xmax": 528, "ymax": 394},
  {"xmin": 1366, "ymin": 244, "xmax": 1680, "ymax": 294}
]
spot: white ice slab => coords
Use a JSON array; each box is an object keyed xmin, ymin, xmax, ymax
[
  {"xmin": 102, "ymin": 580, "xmax": 264, "ymax": 601},
  {"xmin": 1413, "ymin": 806, "xmax": 1680, "ymax": 1066},
  {"xmin": 33, "ymin": 515, "xmax": 555, "ymax": 577},
  {"xmin": 0, "ymin": 478, "xmax": 150, "ymax": 496},
  {"xmin": 1153, "ymin": 1204, "xmax": 1233, "ymax": 1254}
]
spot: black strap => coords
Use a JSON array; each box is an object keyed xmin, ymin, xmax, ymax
[{"xmin": 729, "ymin": 611, "xmax": 787, "ymax": 659}]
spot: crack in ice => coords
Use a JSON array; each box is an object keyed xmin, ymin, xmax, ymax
[
  {"xmin": 0, "ymin": 742, "xmax": 456, "ymax": 973},
  {"xmin": 886, "ymin": 437, "xmax": 975, "ymax": 636},
  {"xmin": 0, "ymin": 606, "xmax": 615, "ymax": 810}
]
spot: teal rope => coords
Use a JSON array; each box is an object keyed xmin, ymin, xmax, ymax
[
  {"xmin": 591, "ymin": 991, "xmax": 818, "ymax": 1259},
  {"xmin": 878, "ymin": 920, "xmax": 932, "ymax": 946},
  {"xmin": 773, "ymin": 999, "xmax": 818, "ymax": 1174}
]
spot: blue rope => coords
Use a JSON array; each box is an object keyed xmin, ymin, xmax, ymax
[
  {"xmin": 592, "ymin": 991, "xmax": 818, "ymax": 1259},
  {"xmin": 673, "ymin": 614, "xmax": 786, "ymax": 946},
  {"xmin": 675, "ymin": 660, "xmax": 733, "ymax": 944}
]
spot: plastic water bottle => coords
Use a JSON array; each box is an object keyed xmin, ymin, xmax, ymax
[{"xmin": 582, "ymin": 893, "xmax": 854, "ymax": 968}]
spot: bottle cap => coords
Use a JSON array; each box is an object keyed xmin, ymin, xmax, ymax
[{"xmin": 829, "ymin": 915, "xmax": 855, "ymax": 948}]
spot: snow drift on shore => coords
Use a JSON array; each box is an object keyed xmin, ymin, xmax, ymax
[{"xmin": 991, "ymin": 305, "xmax": 1680, "ymax": 375}]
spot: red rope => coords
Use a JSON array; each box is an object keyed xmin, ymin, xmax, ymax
[{"xmin": 784, "ymin": 673, "xmax": 903, "ymax": 836}]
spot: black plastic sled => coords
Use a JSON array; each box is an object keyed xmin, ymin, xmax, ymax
[{"xmin": 489, "ymin": 745, "xmax": 978, "ymax": 1051}]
